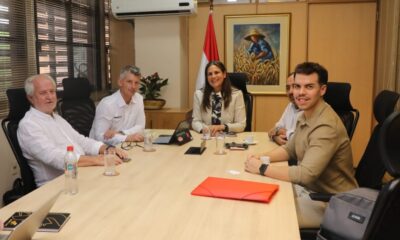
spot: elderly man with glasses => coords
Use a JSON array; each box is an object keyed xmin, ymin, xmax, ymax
[
  {"xmin": 17, "ymin": 74, "xmax": 126, "ymax": 187},
  {"xmin": 90, "ymin": 65, "xmax": 146, "ymax": 146}
]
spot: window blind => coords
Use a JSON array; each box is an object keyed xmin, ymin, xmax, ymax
[
  {"xmin": 0, "ymin": 0, "xmax": 109, "ymax": 118},
  {"xmin": 35, "ymin": 0, "xmax": 99, "ymax": 89},
  {"xmin": 0, "ymin": 0, "xmax": 36, "ymax": 117}
]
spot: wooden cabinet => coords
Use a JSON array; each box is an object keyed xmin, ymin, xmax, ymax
[{"xmin": 145, "ymin": 108, "xmax": 191, "ymax": 129}]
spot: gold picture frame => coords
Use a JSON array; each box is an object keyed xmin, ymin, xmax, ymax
[{"xmin": 225, "ymin": 14, "xmax": 291, "ymax": 94}]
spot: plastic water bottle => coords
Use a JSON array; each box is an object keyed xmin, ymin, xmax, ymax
[{"xmin": 64, "ymin": 145, "xmax": 78, "ymax": 195}]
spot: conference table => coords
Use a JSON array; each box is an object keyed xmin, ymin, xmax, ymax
[{"xmin": 0, "ymin": 131, "xmax": 300, "ymax": 239}]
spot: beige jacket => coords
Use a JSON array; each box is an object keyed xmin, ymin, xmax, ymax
[{"xmin": 192, "ymin": 88, "xmax": 246, "ymax": 133}]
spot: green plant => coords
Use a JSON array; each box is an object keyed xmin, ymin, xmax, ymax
[{"xmin": 139, "ymin": 72, "xmax": 168, "ymax": 100}]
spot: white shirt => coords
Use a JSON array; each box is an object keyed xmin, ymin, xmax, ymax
[
  {"xmin": 17, "ymin": 107, "xmax": 103, "ymax": 187},
  {"xmin": 90, "ymin": 90, "xmax": 145, "ymax": 146},
  {"xmin": 275, "ymin": 102, "xmax": 302, "ymax": 140}
]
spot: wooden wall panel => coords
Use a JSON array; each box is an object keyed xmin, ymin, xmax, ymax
[
  {"xmin": 110, "ymin": 18, "xmax": 135, "ymax": 89},
  {"xmin": 308, "ymin": 3, "xmax": 377, "ymax": 164}
]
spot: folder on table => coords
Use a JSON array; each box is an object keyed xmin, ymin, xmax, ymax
[{"xmin": 191, "ymin": 177, "xmax": 279, "ymax": 203}]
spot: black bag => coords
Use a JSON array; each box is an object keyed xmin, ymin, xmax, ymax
[{"xmin": 317, "ymin": 188, "xmax": 379, "ymax": 240}]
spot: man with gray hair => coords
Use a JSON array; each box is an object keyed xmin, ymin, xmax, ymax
[
  {"xmin": 17, "ymin": 74, "xmax": 126, "ymax": 187},
  {"xmin": 90, "ymin": 65, "xmax": 145, "ymax": 145}
]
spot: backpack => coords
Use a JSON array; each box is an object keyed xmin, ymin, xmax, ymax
[{"xmin": 317, "ymin": 188, "xmax": 379, "ymax": 240}]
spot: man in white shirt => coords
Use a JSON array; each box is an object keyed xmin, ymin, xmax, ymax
[
  {"xmin": 268, "ymin": 73, "xmax": 302, "ymax": 145},
  {"xmin": 17, "ymin": 74, "xmax": 126, "ymax": 187},
  {"xmin": 90, "ymin": 65, "xmax": 145, "ymax": 146}
]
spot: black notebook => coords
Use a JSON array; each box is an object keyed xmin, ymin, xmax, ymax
[{"xmin": 3, "ymin": 211, "xmax": 71, "ymax": 232}]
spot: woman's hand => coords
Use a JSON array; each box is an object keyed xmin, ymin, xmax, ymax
[{"xmin": 209, "ymin": 125, "xmax": 225, "ymax": 136}]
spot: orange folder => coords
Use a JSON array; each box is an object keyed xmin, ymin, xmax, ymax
[{"xmin": 191, "ymin": 177, "xmax": 279, "ymax": 203}]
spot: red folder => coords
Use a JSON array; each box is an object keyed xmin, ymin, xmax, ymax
[{"xmin": 191, "ymin": 177, "xmax": 279, "ymax": 203}]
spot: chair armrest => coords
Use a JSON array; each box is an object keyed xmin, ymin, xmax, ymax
[{"xmin": 309, "ymin": 192, "xmax": 334, "ymax": 202}]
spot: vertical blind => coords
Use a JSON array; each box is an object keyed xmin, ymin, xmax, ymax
[{"xmin": 0, "ymin": 0, "xmax": 109, "ymax": 118}]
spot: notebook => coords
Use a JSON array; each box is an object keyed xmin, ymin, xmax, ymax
[
  {"xmin": 153, "ymin": 120, "xmax": 192, "ymax": 145},
  {"xmin": 3, "ymin": 212, "xmax": 70, "ymax": 232},
  {"xmin": 0, "ymin": 191, "xmax": 61, "ymax": 240},
  {"xmin": 191, "ymin": 177, "xmax": 279, "ymax": 203}
]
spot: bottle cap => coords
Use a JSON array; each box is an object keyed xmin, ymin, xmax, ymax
[{"xmin": 67, "ymin": 145, "xmax": 74, "ymax": 151}]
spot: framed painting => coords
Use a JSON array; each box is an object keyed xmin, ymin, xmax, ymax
[{"xmin": 225, "ymin": 14, "xmax": 290, "ymax": 94}]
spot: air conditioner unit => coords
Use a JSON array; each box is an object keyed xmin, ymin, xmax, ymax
[{"xmin": 111, "ymin": 0, "xmax": 197, "ymax": 19}]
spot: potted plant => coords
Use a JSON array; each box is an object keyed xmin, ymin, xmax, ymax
[{"xmin": 139, "ymin": 72, "xmax": 169, "ymax": 110}]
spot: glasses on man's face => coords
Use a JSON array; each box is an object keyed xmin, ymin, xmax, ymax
[{"xmin": 121, "ymin": 141, "xmax": 143, "ymax": 150}]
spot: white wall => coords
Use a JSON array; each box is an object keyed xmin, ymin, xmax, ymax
[
  {"xmin": 135, "ymin": 16, "xmax": 189, "ymax": 108},
  {"xmin": 0, "ymin": 127, "xmax": 20, "ymax": 207}
]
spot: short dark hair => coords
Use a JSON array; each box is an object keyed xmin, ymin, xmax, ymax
[{"xmin": 294, "ymin": 62, "xmax": 328, "ymax": 85}]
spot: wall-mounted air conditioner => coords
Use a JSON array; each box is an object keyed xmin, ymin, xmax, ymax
[{"xmin": 111, "ymin": 0, "xmax": 197, "ymax": 19}]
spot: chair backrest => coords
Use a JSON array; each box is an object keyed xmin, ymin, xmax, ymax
[
  {"xmin": 323, "ymin": 82, "xmax": 360, "ymax": 140},
  {"xmin": 379, "ymin": 111, "xmax": 400, "ymax": 178},
  {"xmin": 355, "ymin": 90, "xmax": 399, "ymax": 189},
  {"xmin": 57, "ymin": 77, "xmax": 95, "ymax": 137},
  {"xmin": 228, "ymin": 72, "xmax": 253, "ymax": 131},
  {"xmin": 2, "ymin": 88, "xmax": 37, "ymax": 201},
  {"xmin": 361, "ymin": 111, "xmax": 400, "ymax": 239}
]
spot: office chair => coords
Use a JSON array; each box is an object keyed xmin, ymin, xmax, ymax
[
  {"xmin": 2, "ymin": 88, "xmax": 37, "ymax": 205},
  {"xmin": 301, "ymin": 90, "xmax": 399, "ymax": 240},
  {"xmin": 354, "ymin": 90, "xmax": 399, "ymax": 189},
  {"xmin": 360, "ymin": 111, "xmax": 400, "ymax": 239},
  {"xmin": 57, "ymin": 77, "xmax": 96, "ymax": 137},
  {"xmin": 228, "ymin": 72, "xmax": 253, "ymax": 131},
  {"xmin": 323, "ymin": 82, "xmax": 360, "ymax": 140}
]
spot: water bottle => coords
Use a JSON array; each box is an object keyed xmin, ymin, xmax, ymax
[{"xmin": 64, "ymin": 145, "xmax": 78, "ymax": 195}]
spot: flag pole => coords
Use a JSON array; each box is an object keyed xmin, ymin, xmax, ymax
[{"xmin": 210, "ymin": 0, "xmax": 214, "ymax": 11}]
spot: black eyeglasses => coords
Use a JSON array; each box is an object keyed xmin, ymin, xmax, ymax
[{"xmin": 121, "ymin": 141, "xmax": 143, "ymax": 150}]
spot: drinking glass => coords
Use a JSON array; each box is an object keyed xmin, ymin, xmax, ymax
[
  {"xmin": 143, "ymin": 129, "xmax": 156, "ymax": 152},
  {"xmin": 202, "ymin": 125, "xmax": 211, "ymax": 140},
  {"xmin": 214, "ymin": 132, "xmax": 226, "ymax": 155},
  {"xmin": 104, "ymin": 148, "xmax": 119, "ymax": 176}
]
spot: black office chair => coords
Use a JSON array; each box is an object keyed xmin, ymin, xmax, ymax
[
  {"xmin": 2, "ymin": 88, "xmax": 37, "ymax": 205},
  {"xmin": 360, "ymin": 111, "xmax": 400, "ymax": 239},
  {"xmin": 228, "ymin": 72, "xmax": 253, "ymax": 131},
  {"xmin": 301, "ymin": 90, "xmax": 399, "ymax": 240},
  {"xmin": 57, "ymin": 77, "xmax": 96, "ymax": 137},
  {"xmin": 324, "ymin": 82, "xmax": 360, "ymax": 140},
  {"xmin": 354, "ymin": 90, "xmax": 400, "ymax": 190}
]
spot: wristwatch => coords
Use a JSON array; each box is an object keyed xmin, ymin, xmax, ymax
[{"xmin": 259, "ymin": 163, "xmax": 269, "ymax": 176}]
